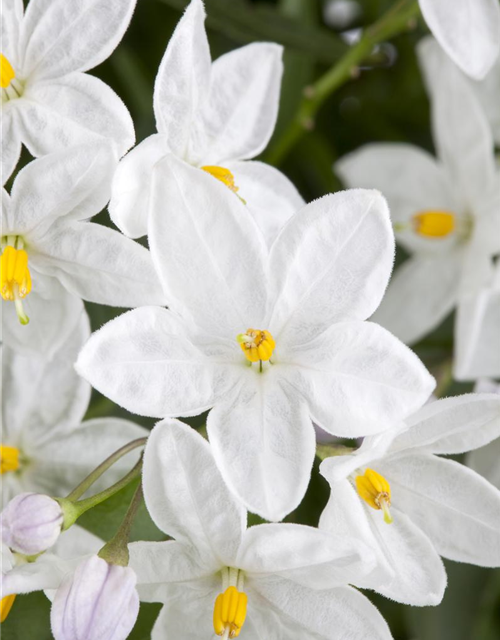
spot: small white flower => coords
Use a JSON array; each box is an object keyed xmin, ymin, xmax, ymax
[
  {"xmin": 77, "ymin": 157, "xmax": 435, "ymax": 521},
  {"xmin": 336, "ymin": 38, "xmax": 500, "ymax": 378},
  {"xmin": 50, "ymin": 555, "xmax": 140, "ymax": 640},
  {"xmin": 320, "ymin": 393, "xmax": 500, "ymax": 606},
  {"xmin": 109, "ymin": 0, "xmax": 303, "ymax": 245},
  {"xmin": 1, "ymin": 143, "xmax": 165, "ymax": 356},
  {"xmin": 130, "ymin": 419, "xmax": 392, "ymax": 640},
  {"xmin": 1, "ymin": 0, "xmax": 136, "ymax": 183}
]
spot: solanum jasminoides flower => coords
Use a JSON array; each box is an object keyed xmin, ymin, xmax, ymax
[
  {"xmin": 336, "ymin": 38, "xmax": 500, "ymax": 379},
  {"xmin": 320, "ymin": 393, "xmax": 500, "ymax": 606},
  {"xmin": 50, "ymin": 555, "xmax": 140, "ymax": 640},
  {"xmin": 1, "ymin": 142, "xmax": 166, "ymax": 356},
  {"xmin": 129, "ymin": 419, "xmax": 393, "ymax": 640},
  {"xmin": 1, "ymin": 0, "xmax": 136, "ymax": 183},
  {"xmin": 77, "ymin": 156, "xmax": 435, "ymax": 521},
  {"xmin": 110, "ymin": 0, "xmax": 304, "ymax": 246}
]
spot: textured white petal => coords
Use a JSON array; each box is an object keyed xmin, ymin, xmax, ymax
[
  {"xmin": 467, "ymin": 437, "xmax": 500, "ymax": 490},
  {"xmin": 142, "ymin": 419, "xmax": 245, "ymax": 569},
  {"xmin": 371, "ymin": 253, "xmax": 462, "ymax": 345},
  {"xmin": 283, "ymin": 321, "xmax": 435, "ymax": 436},
  {"xmin": 76, "ymin": 306, "xmax": 232, "ymax": 418},
  {"xmin": 20, "ymin": 0, "xmax": 137, "ymax": 80},
  {"xmin": 419, "ymin": 0, "xmax": 500, "ymax": 80},
  {"xmin": 1, "ymin": 0, "xmax": 24, "ymax": 64},
  {"xmin": 206, "ymin": 368, "xmax": 316, "ymax": 522},
  {"xmin": 149, "ymin": 155, "xmax": 268, "ymax": 338},
  {"xmin": 1, "ymin": 108, "xmax": 22, "ymax": 185},
  {"xmin": 268, "ymin": 189, "xmax": 394, "ymax": 347},
  {"xmin": 379, "ymin": 453, "xmax": 500, "ymax": 566}
]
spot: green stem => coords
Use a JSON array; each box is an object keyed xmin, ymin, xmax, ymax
[{"xmin": 266, "ymin": 0, "xmax": 420, "ymax": 165}]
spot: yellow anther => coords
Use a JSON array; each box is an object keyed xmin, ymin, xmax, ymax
[
  {"xmin": 356, "ymin": 468, "xmax": 393, "ymax": 524},
  {"xmin": 213, "ymin": 586, "xmax": 248, "ymax": 638},
  {"xmin": 0, "ymin": 54, "xmax": 15, "ymax": 89},
  {"xmin": 412, "ymin": 210, "xmax": 455, "ymax": 238},
  {"xmin": 0, "ymin": 445, "xmax": 20, "ymax": 474},
  {"xmin": 1, "ymin": 245, "xmax": 32, "ymax": 324},
  {"xmin": 237, "ymin": 329, "xmax": 275, "ymax": 364},
  {"xmin": 0, "ymin": 594, "xmax": 16, "ymax": 622},
  {"xmin": 201, "ymin": 165, "xmax": 239, "ymax": 193}
]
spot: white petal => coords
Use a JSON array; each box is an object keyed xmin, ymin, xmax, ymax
[
  {"xmin": 419, "ymin": 0, "xmax": 500, "ymax": 80},
  {"xmin": 129, "ymin": 541, "xmax": 211, "ymax": 586},
  {"xmin": 109, "ymin": 134, "xmax": 170, "ymax": 238},
  {"xmin": 283, "ymin": 321, "xmax": 435, "ymax": 436},
  {"xmin": 371, "ymin": 253, "xmax": 461, "ymax": 345},
  {"xmin": 75, "ymin": 307, "xmax": 231, "ymax": 418},
  {"xmin": 1, "ymin": 0, "xmax": 24, "ymax": 64},
  {"xmin": 192, "ymin": 43, "xmax": 283, "ymax": 164},
  {"xmin": 20, "ymin": 0, "xmax": 137, "ymax": 80},
  {"xmin": 268, "ymin": 189, "xmax": 394, "ymax": 347},
  {"xmin": 379, "ymin": 453, "xmax": 500, "ymax": 566},
  {"xmin": 206, "ymin": 368, "xmax": 316, "ymax": 522},
  {"xmin": 467, "ymin": 438, "xmax": 500, "ymax": 490},
  {"xmin": 149, "ymin": 154, "xmax": 268, "ymax": 338},
  {"xmin": 31, "ymin": 220, "xmax": 166, "ymax": 307},
  {"xmin": 24, "ymin": 72, "xmax": 135, "ymax": 156},
  {"xmin": 153, "ymin": 0, "xmax": 210, "ymax": 155},
  {"xmin": 1, "ymin": 109, "xmax": 22, "ymax": 185},
  {"xmin": 470, "ymin": 54, "xmax": 500, "ymax": 144},
  {"xmin": 142, "ymin": 419, "xmax": 245, "ymax": 568}
]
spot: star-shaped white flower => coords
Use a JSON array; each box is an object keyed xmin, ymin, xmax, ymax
[
  {"xmin": 1, "ymin": 309, "xmax": 147, "ymax": 507},
  {"xmin": 320, "ymin": 393, "xmax": 500, "ymax": 606},
  {"xmin": 336, "ymin": 38, "xmax": 500, "ymax": 374},
  {"xmin": 130, "ymin": 419, "xmax": 393, "ymax": 640},
  {"xmin": 1, "ymin": 0, "xmax": 136, "ymax": 183},
  {"xmin": 1, "ymin": 142, "xmax": 165, "ymax": 356},
  {"xmin": 77, "ymin": 155, "xmax": 435, "ymax": 521},
  {"xmin": 419, "ymin": 0, "xmax": 500, "ymax": 80},
  {"xmin": 109, "ymin": 0, "xmax": 303, "ymax": 246}
]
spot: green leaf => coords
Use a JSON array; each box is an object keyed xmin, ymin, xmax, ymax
[{"xmin": 1, "ymin": 593, "xmax": 52, "ymax": 640}]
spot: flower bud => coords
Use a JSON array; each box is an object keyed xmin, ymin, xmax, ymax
[
  {"xmin": 0, "ymin": 493, "xmax": 63, "ymax": 555},
  {"xmin": 51, "ymin": 555, "xmax": 140, "ymax": 640}
]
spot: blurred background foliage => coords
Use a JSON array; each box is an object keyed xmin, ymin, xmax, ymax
[{"xmin": 4, "ymin": 1, "xmax": 499, "ymax": 638}]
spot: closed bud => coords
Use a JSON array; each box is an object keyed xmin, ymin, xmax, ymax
[
  {"xmin": 51, "ymin": 555, "xmax": 140, "ymax": 640},
  {"xmin": 1, "ymin": 493, "xmax": 63, "ymax": 555}
]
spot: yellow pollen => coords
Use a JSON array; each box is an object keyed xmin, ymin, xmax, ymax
[
  {"xmin": 412, "ymin": 210, "xmax": 455, "ymax": 238},
  {"xmin": 0, "ymin": 54, "xmax": 15, "ymax": 89},
  {"xmin": 201, "ymin": 165, "xmax": 239, "ymax": 193},
  {"xmin": 0, "ymin": 445, "xmax": 20, "ymax": 474},
  {"xmin": 237, "ymin": 329, "xmax": 275, "ymax": 364},
  {"xmin": 0, "ymin": 595, "xmax": 16, "ymax": 622},
  {"xmin": 213, "ymin": 586, "xmax": 248, "ymax": 638},
  {"xmin": 1, "ymin": 245, "xmax": 32, "ymax": 324},
  {"xmin": 356, "ymin": 468, "xmax": 393, "ymax": 524}
]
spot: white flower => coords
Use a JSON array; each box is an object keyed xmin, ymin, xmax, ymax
[
  {"xmin": 1, "ymin": 493, "xmax": 63, "ymax": 555},
  {"xmin": 336, "ymin": 38, "xmax": 500, "ymax": 372},
  {"xmin": 51, "ymin": 555, "xmax": 140, "ymax": 640},
  {"xmin": 1, "ymin": 142, "xmax": 165, "ymax": 356},
  {"xmin": 319, "ymin": 393, "xmax": 500, "ymax": 606},
  {"xmin": 1, "ymin": 0, "xmax": 136, "ymax": 183},
  {"xmin": 419, "ymin": 0, "xmax": 500, "ymax": 79},
  {"xmin": 1, "ymin": 309, "xmax": 147, "ymax": 508},
  {"xmin": 77, "ymin": 156, "xmax": 435, "ymax": 521},
  {"xmin": 109, "ymin": 0, "xmax": 303, "ymax": 246},
  {"xmin": 467, "ymin": 379, "xmax": 500, "ymax": 489},
  {"xmin": 129, "ymin": 419, "xmax": 393, "ymax": 640}
]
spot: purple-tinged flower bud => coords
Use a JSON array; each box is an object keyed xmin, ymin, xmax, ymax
[
  {"xmin": 0, "ymin": 493, "xmax": 63, "ymax": 555},
  {"xmin": 51, "ymin": 555, "xmax": 140, "ymax": 640}
]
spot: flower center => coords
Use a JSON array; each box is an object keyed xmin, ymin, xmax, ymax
[
  {"xmin": 237, "ymin": 329, "xmax": 275, "ymax": 367},
  {"xmin": 201, "ymin": 165, "xmax": 240, "ymax": 193},
  {"xmin": 1, "ymin": 237, "xmax": 32, "ymax": 325},
  {"xmin": 411, "ymin": 210, "xmax": 455, "ymax": 238},
  {"xmin": 355, "ymin": 468, "xmax": 393, "ymax": 524},
  {"xmin": 0, "ymin": 595, "xmax": 16, "ymax": 623},
  {"xmin": 1, "ymin": 53, "xmax": 22, "ymax": 102},
  {"xmin": 0, "ymin": 445, "xmax": 20, "ymax": 474},
  {"xmin": 213, "ymin": 568, "xmax": 248, "ymax": 639}
]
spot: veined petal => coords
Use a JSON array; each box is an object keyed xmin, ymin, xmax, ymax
[
  {"xmin": 1, "ymin": 109, "xmax": 22, "ymax": 185},
  {"xmin": 467, "ymin": 437, "xmax": 500, "ymax": 490},
  {"xmin": 1, "ymin": 0, "xmax": 24, "ymax": 64},
  {"xmin": 268, "ymin": 189, "xmax": 394, "ymax": 348},
  {"xmin": 142, "ymin": 419, "xmax": 245, "ymax": 568}
]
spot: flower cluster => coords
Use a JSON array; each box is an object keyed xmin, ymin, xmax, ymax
[{"xmin": 1, "ymin": 1, "xmax": 499, "ymax": 639}]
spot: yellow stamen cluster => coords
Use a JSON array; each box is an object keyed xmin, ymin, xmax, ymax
[
  {"xmin": 0, "ymin": 445, "xmax": 20, "ymax": 474},
  {"xmin": 1, "ymin": 245, "xmax": 32, "ymax": 324},
  {"xmin": 213, "ymin": 586, "xmax": 248, "ymax": 638},
  {"xmin": 237, "ymin": 329, "xmax": 275, "ymax": 364},
  {"xmin": 412, "ymin": 210, "xmax": 455, "ymax": 238},
  {"xmin": 356, "ymin": 468, "xmax": 393, "ymax": 524},
  {"xmin": 0, "ymin": 595, "xmax": 16, "ymax": 623},
  {"xmin": 201, "ymin": 165, "xmax": 239, "ymax": 193},
  {"xmin": 0, "ymin": 53, "xmax": 15, "ymax": 89}
]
